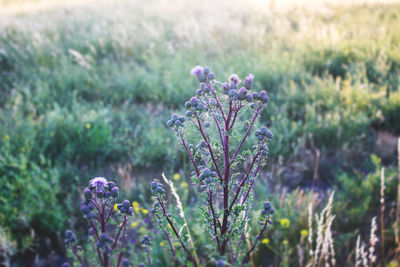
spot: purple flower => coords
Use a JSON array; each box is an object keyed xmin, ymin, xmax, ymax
[
  {"xmin": 190, "ymin": 66, "xmax": 203, "ymax": 76},
  {"xmin": 244, "ymin": 74, "xmax": 254, "ymax": 90},
  {"xmin": 229, "ymin": 74, "xmax": 241, "ymax": 88},
  {"xmin": 89, "ymin": 177, "xmax": 108, "ymax": 188}
]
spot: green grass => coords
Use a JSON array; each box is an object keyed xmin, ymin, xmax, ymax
[{"xmin": 0, "ymin": 0, "xmax": 400, "ymax": 265}]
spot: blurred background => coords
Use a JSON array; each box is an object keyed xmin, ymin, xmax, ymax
[{"xmin": 1, "ymin": 0, "xmax": 400, "ymax": 266}]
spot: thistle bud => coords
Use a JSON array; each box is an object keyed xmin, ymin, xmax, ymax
[
  {"xmin": 111, "ymin": 187, "xmax": 119, "ymax": 198},
  {"xmin": 100, "ymin": 233, "xmax": 108, "ymax": 242},
  {"xmin": 243, "ymin": 74, "xmax": 254, "ymax": 90},
  {"xmin": 122, "ymin": 200, "xmax": 130, "ymax": 209},
  {"xmin": 83, "ymin": 187, "xmax": 91, "ymax": 200},
  {"xmin": 190, "ymin": 97, "xmax": 199, "ymax": 106}
]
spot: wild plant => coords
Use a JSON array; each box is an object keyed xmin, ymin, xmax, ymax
[
  {"xmin": 63, "ymin": 177, "xmax": 147, "ymax": 267},
  {"xmin": 355, "ymin": 217, "xmax": 378, "ymax": 267},
  {"xmin": 307, "ymin": 192, "xmax": 336, "ymax": 267},
  {"xmin": 151, "ymin": 66, "xmax": 275, "ymax": 266}
]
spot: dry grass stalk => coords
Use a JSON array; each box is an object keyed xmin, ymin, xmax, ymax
[
  {"xmin": 307, "ymin": 192, "xmax": 336, "ymax": 267},
  {"xmin": 355, "ymin": 235, "xmax": 361, "ymax": 267},
  {"xmin": 380, "ymin": 167, "xmax": 385, "ymax": 265},
  {"xmin": 161, "ymin": 173, "xmax": 199, "ymax": 266},
  {"xmin": 355, "ymin": 217, "xmax": 378, "ymax": 267},
  {"xmin": 368, "ymin": 217, "xmax": 378, "ymax": 266}
]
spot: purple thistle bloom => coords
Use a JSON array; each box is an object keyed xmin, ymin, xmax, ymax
[
  {"xmin": 89, "ymin": 177, "xmax": 108, "ymax": 188},
  {"xmin": 229, "ymin": 74, "xmax": 241, "ymax": 88},
  {"xmin": 190, "ymin": 66, "xmax": 203, "ymax": 76}
]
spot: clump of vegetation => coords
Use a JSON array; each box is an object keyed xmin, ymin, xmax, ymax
[{"xmin": 153, "ymin": 67, "xmax": 275, "ymax": 265}]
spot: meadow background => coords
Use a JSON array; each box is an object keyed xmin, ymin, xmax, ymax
[{"xmin": 1, "ymin": 0, "xmax": 400, "ymax": 266}]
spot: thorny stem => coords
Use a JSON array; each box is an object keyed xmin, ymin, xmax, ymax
[
  {"xmin": 230, "ymin": 105, "xmax": 262, "ymax": 164},
  {"xmin": 194, "ymin": 118, "xmax": 223, "ymax": 181},
  {"xmin": 112, "ymin": 216, "xmax": 128, "ymax": 249},
  {"xmin": 208, "ymin": 191, "xmax": 221, "ymax": 251},
  {"xmin": 156, "ymin": 213, "xmax": 179, "ymax": 266},
  {"xmin": 180, "ymin": 137, "xmax": 200, "ymax": 176},
  {"xmin": 221, "ymin": 100, "xmax": 233, "ymax": 255},
  {"xmin": 241, "ymin": 156, "xmax": 263, "ymax": 206},
  {"xmin": 229, "ymin": 150, "xmax": 261, "ymax": 211},
  {"xmin": 157, "ymin": 197, "xmax": 197, "ymax": 267},
  {"xmin": 71, "ymin": 246, "xmax": 84, "ymax": 265},
  {"xmin": 242, "ymin": 215, "xmax": 271, "ymax": 264}
]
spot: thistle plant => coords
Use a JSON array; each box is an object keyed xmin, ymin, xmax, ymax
[
  {"xmin": 153, "ymin": 66, "xmax": 275, "ymax": 265},
  {"xmin": 64, "ymin": 177, "xmax": 138, "ymax": 267}
]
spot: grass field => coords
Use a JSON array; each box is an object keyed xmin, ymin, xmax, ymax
[{"xmin": 1, "ymin": 0, "xmax": 400, "ymax": 266}]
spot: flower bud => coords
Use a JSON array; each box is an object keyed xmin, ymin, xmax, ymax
[
  {"xmin": 209, "ymin": 98, "xmax": 216, "ymax": 106},
  {"xmin": 100, "ymin": 233, "xmax": 108, "ymax": 242},
  {"xmin": 205, "ymin": 177, "xmax": 213, "ymax": 184},
  {"xmin": 268, "ymin": 207, "xmax": 275, "ymax": 214},
  {"xmin": 190, "ymin": 97, "xmax": 199, "ymax": 106},
  {"xmin": 108, "ymin": 181, "xmax": 115, "ymax": 189},
  {"xmin": 65, "ymin": 230, "xmax": 73, "ymax": 239},
  {"xmin": 167, "ymin": 120, "xmax": 173, "ymax": 127},
  {"xmin": 83, "ymin": 187, "xmax": 91, "ymax": 200},
  {"xmin": 151, "ymin": 181, "xmax": 158, "ymax": 190},
  {"xmin": 228, "ymin": 90, "xmax": 237, "ymax": 98},
  {"xmin": 111, "ymin": 187, "xmax": 119, "ymax": 198},
  {"xmin": 127, "ymin": 207, "xmax": 133, "ymax": 215},
  {"xmin": 243, "ymin": 74, "xmax": 254, "ymax": 90},
  {"xmin": 185, "ymin": 101, "xmax": 191, "ymax": 108},
  {"xmin": 208, "ymin": 72, "xmax": 215, "ymax": 80},
  {"xmin": 238, "ymin": 87, "xmax": 248, "ymax": 100},
  {"xmin": 122, "ymin": 200, "xmax": 130, "ymax": 208},
  {"xmin": 264, "ymin": 201, "xmax": 272, "ymax": 210},
  {"xmin": 246, "ymin": 94, "xmax": 253, "ymax": 102},
  {"xmin": 229, "ymin": 74, "xmax": 240, "ymax": 89},
  {"xmin": 261, "ymin": 209, "xmax": 267, "ymax": 215},
  {"xmin": 203, "ymin": 67, "xmax": 210, "ymax": 75},
  {"xmin": 122, "ymin": 259, "xmax": 130, "ymax": 267},
  {"xmin": 171, "ymin": 114, "xmax": 179, "ymax": 121}
]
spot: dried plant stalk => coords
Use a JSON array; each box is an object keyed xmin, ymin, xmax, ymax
[{"xmin": 161, "ymin": 173, "xmax": 199, "ymax": 266}]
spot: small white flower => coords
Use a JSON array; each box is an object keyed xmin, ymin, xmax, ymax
[{"xmin": 89, "ymin": 177, "xmax": 108, "ymax": 188}]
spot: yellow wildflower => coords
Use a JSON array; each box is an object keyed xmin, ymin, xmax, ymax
[
  {"xmin": 173, "ymin": 242, "xmax": 179, "ymax": 247},
  {"xmin": 173, "ymin": 173, "xmax": 181, "ymax": 181},
  {"xmin": 261, "ymin": 238, "xmax": 269, "ymax": 245},
  {"xmin": 85, "ymin": 123, "xmax": 91, "ymax": 129},
  {"xmin": 159, "ymin": 241, "xmax": 165, "ymax": 247},
  {"xmin": 283, "ymin": 240, "xmax": 289, "ymax": 245},
  {"xmin": 180, "ymin": 181, "xmax": 188, "ymax": 188},
  {"xmin": 131, "ymin": 221, "xmax": 138, "ymax": 228},
  {"xmin": 280, "ymin": 218, "xmax": 290, "ymax": 228},
  {"xmin": 142, "ymin": 209, "xmax": 149, "ymax": 215},
  {"xmin": 2, "ymin": 135, "xmax": 10, "ymax": 142},
  {"xmin": 113, "ymin": 204, "xmax": 119, "ymax": 211},
  {"xmin": 300, "ymin": 229, "xmax": 309, "ymax": 237},
  {"xmin": 133, "ymin": 201, "xmax": 141, "ymax": 213}
]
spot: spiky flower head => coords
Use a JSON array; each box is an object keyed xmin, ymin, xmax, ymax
[
  {"xmin": 190, "ymin": 66, "xmax": 203, "ymax": 76},
  {"xmin": 89, "ymin": 177, "xmax": 108, "ymax": 188}
]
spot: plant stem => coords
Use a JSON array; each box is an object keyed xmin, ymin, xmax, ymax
[
  {"xmin": 242, "ymin": 216, "xmax": 271, "ymax": 264},
  {"xmin": 157, "ymin": 197, "xmax": 197, "ymax": 266},
  {"xmin": 230, "ymin": 106, "xmax": 262, "ymax": 164}
]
